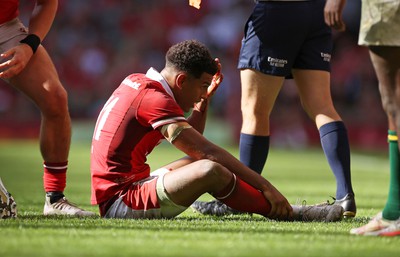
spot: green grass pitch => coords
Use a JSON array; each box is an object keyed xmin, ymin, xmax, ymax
[{"xmin": 0, "ymin": 139, "xmax": 399, "ymax": 257}]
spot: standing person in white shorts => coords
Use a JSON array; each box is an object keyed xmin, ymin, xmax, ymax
[
  {"xmin": 344, "ymin": 0, "xmax": 400, "ymax": 236},
  {"xmin": 0, "ymin": 0, "xmax": 94, "ymax": 217}
]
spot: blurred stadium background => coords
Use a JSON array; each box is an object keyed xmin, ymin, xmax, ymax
[{"xmin": 0, "ymin": 0, "xmax": 387, "ymax": 150}]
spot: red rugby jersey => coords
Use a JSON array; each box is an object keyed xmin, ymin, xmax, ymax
[
  {"xmin": 0, "ymin": 0, "xmax": 19, "ymax": 25},
  {"xmin": 91, "ymin": 68, "xmax": 186, "ymax": 204}
]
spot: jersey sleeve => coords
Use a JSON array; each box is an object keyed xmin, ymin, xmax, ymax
[{"xmin": 137, "ymin": 87, "xmax": 187, "ymax": 130}]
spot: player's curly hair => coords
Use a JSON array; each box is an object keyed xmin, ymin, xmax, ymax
[{"xmin": 165, "ymin": 40, "xmax": 218, "ymax": 78}]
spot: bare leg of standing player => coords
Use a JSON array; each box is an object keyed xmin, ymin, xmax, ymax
[
  {"xmin": 9, "ymin": 45, "xmax": 94, "ymax": 216},
  {"xmin": 350, "ymin": 46, "xmax": 400, "ymax": 236},
  {"xmin": 0, "ymin": 1, "xmax": 95, "ymax": 217},
  {"xmin": 192, "ymin": 0, "xmax": 355, "ymax": 218}
]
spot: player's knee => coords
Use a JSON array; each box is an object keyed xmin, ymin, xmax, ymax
[
  {"xmin": 196, "ymin": 159, "xmax": 218, "ymax": 175},
  {"xmin": 40, "ymin": 82, "xmax": 69, "ymax": 117},
  {"xmin": 300, "ymin": 100, "xmax": 319, "ymax": 119},
  {"xmin": 196, "ymin": 160, "xmax": 230, "ymax": 184},
  {"xmin": 242, "ymin": 105, "xmax": 269, "ymax": 121},
  {"xmin": 380, "ymin": 95, "xmax": 395, "ymax": 116}
]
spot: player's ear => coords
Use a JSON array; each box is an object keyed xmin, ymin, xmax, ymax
[{"xmin": 176, "ymin": 73, "xmax": 187, "ymax": 89}]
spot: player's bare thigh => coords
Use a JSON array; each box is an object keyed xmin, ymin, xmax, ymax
[
  {"xmin": 368, "ymin": 47, "xmax": 400, "ymax": 123},
  {"xmin": 9, "ymin": 46, "xmax": 67, "ymax": 111},
  {"xmin": 240, "ymin": 68, "xmax": 284, "ymax": 135},
  {"xmin": 0, "ymin": 19, "xmax": 66, "ymax": 110},
  {"xmin": 162, "ymin": 159, "xmax": 232, "ymax": 207},
  {"xmin": 292, "ymin": 69, "xmax": 340, "ymax": 128},
  {"xmin": 369, "ymin": 46, "xmax": 400, "ymax": 87}
]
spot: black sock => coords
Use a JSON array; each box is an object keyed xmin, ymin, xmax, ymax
[{"xmin": 46, "ymin": 191, "xmax": 65, "ymax": 204}]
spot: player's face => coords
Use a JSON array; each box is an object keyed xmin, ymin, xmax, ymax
[{"xmin": 179, "ymin": 72, "xmax": 213, "ymax": 112}]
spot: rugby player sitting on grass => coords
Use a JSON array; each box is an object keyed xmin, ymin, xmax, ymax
[{"xmin": 90, "ymin": 39, "xmax": 343, "ymax": 222}]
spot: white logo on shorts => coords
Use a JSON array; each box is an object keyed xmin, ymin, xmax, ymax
[
  {"xmin": 267, "ymin": 57, "xmax": 288, "ymax": 68},
  {"xmin": 321, "ymin": 52, "xmax": 331, "ymax": 62}
]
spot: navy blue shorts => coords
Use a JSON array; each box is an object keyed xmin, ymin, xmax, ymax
[{"xmin": 237, "ymin": 0, "xmax": 332, "ymax": 77}]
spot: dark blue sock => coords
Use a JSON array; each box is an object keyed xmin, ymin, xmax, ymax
[
  {"xmin": 239, "ymin": 133, "xmax": 270, "ymax": 174},
  {"xmin": 319, "ymin": 121, "xmax": 354, "ymax": 199}
]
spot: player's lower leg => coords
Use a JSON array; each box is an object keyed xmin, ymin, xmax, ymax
[
  {"xmin": 239, "ymin": 133, "xmax": 270, "ymax": 174},
  {"xmin": 319, "ymin": 121, "xmax": 353, "ymax": 199},
  {"xmin": 40, "ymin": 107, "xmax": 71, "ymax": 200},
  {"xmin": 319, "ymin": 121, "xmax": 356, "ymax": 217},
  {"xmin": 213, "ymin": 174, "xmax": 271, "ymax": 216},
  {"xmin": 212, "ymin": 174, "xmax": 343, "ymax": 222},
  {"xmin": 40, "ymin": 116, "xmax": 95, "ymax": 216}
]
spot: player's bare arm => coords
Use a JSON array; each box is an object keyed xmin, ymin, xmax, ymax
[
  {"xmin": 0, "ymin": 0, "xmax": 58, "ymax": 79},
  {"xmin": 167, "ymin": 125, "xmax": 292, "ymax": 220},
  {"xmin": 188, "ymin": 98, "xmax": 209, "ymax": 134}
]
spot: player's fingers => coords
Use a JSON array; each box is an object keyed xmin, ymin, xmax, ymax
[
  {"xmin": 215, "ymin": 57, "xmax": 221, "ymax": 67},
  {"xmin": 0, "ymin": 49, "xmax": 18, "ymax": 77},
  {"xmin": 287, "ymin": 204, "xmax": 293, "ymax": 220},
  {"xmin": 0, "ymin": 59, "xmax": 12, "ymax": 70},
  {"xmin": 0, "ymin": 68, "xmax": 14, "ymax": 79},
  {"xmin": 268, "ymin": 203, "xmax": 278, "ymax": 219},
  {"xmin": 1, "ymin": 52, "xmax": 10, "ymax": 59},
  {"xmin": 333, "ymin": 12, "xmax": 341, "ymax": 29},
  {"xmin": 336, "ymin": 20, "xmax": 346, "ymax": 32},
  {"xmin": 0, "ymin": 63, "xmax": 22, "ymax": 79},
  {"xmin": 274, "ymin": 201, "xmax": 292, "ymax": 221},
  {"xmin": 207, "ymin": 60, "xmax": 223, "ymax": 97},
  {"xmin": 324, "ymin": 11, "xmax": 332, "ymax": 26},
  {"xmin": 334, "ymin": 11, "xmax": 340, "ymax": 25},
  {"xmin": 1, "ymin": 48, "xmax": 16, "ymax": 60},
  {"xmin": 282, "ymin": 203, "xmax": 293, "ymax": 221},
  {"xmin": 216, "ymin": 73, "xmax": 223, "ymax": 85},
  {"xmin": 324, "ymin": 8, "xmax": 335, "ymax": 27},
  {"xmin": 0, "ymin": 69, "xmax": 13, "ymax": 79},
  {"xmin": 329, "ymin": 13, "xmax": 336, "ymax": 27},
  {"xmin": 207, "ymin": 83, "xmax": 219, "ymax": 97},
  {"xmin": 214, "ymin": 58, "xmax": 222, "ymax": 77}
]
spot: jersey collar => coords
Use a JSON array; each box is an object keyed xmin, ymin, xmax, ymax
[{"xmin": 145, "ymin": 67, "xmax": 175, "ymax": 100}]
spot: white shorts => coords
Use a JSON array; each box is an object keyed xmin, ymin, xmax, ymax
[
  {"xmin": 104, "ymin": 168, "xmax": 187, "ymax": 219},
  {"xmin": 0, "ymin": 18, "xmax": 28, "ymax": 80},
  {"xmin": 0, "ymin": 18, "xmax": 28, "ymax": 53}
]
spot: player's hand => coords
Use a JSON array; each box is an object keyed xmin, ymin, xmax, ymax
[
  {"xmin": 262, "ymin": 183, "xmax": 293, "ymax": 220},
  {"xmin": 0, "ymin": 44, "xmax": 34, "ymax": 79},
  {"xmin": 324, "ymin": 0, "xmax": 346, "ymax": 32},
  {"xmin": 207, "ymin": 58, "xmax": 223, "ymax": 98}
]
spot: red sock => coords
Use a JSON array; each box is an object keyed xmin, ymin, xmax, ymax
[
  {"xmin": 43, "ymin": 161, "xmax": 68, "ymax": 192},
  {"xmin": 214, "ymin": 175, "xmax": 271, "ymax": 217}
]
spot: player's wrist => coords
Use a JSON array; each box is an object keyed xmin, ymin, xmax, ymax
[
  {"xmin": 193, "ymin": 98, "xmax": 208, "ymax": 113},
  {"xmin": 20, "ymin": 34, "xmax": 41, "ymax": 54}
]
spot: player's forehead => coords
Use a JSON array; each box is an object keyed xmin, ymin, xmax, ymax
[{"xmin": 198, "ymin": 72, "xmax": 213, "ymax": 84}]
